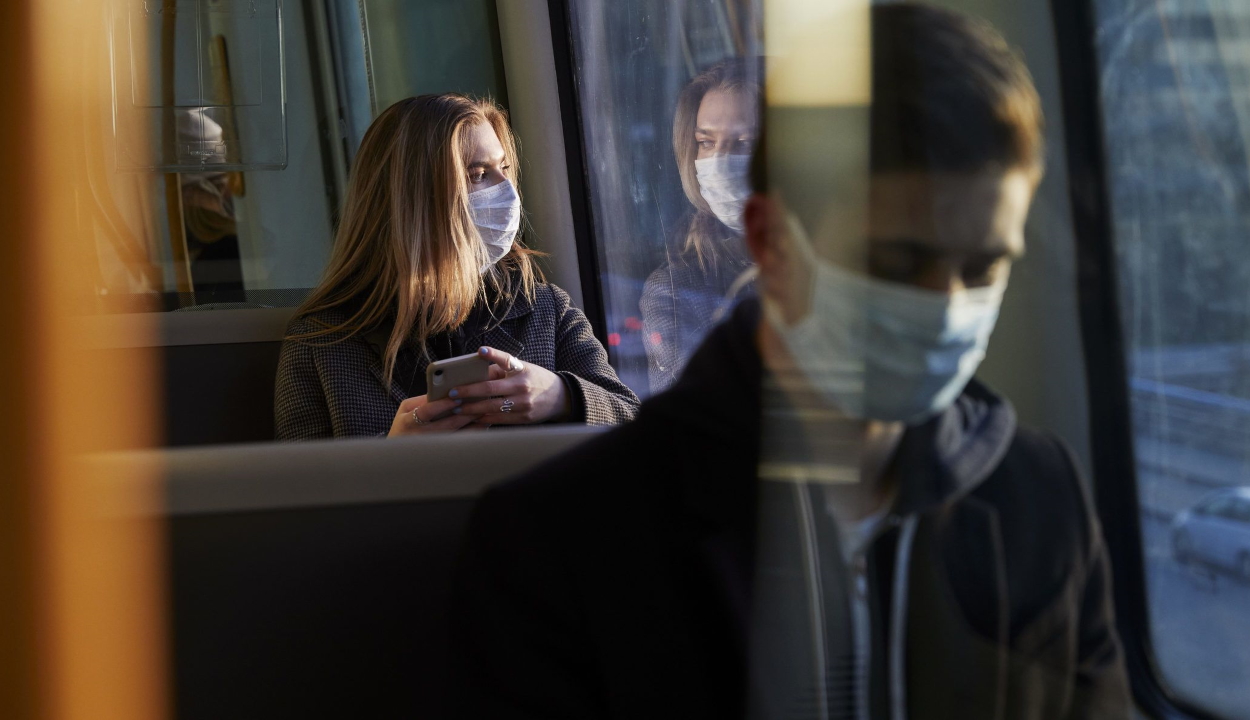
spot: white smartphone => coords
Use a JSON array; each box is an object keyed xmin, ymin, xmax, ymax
[{"xmin": 426, "ymin": 352, "xmax": 494, "ymax": 402}]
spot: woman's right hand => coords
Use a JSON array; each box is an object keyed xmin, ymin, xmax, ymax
[{"xmin": 386, "ymin": 395, "xmax": 479, "ymax": 437}]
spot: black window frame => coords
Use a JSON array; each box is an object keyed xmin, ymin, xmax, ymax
[
  {"xmin": 543, "ymin": 0, "xmax": 609, "ymax": 348},
  {"xmin": 1050, "ymin": 0, "xmax": 1234, "ymax": 718}
]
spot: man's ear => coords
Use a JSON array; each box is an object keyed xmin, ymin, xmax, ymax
[
  {"xmin": 744, "ymin": 193, "xmax": 777, "ymax": 270},
  {"xmin": 746, "ymin": 192, "xmax": 815, "ymax": 324}
]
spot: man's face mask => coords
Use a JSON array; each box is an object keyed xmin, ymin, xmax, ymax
[
  {"xmin": 468, "ymin": 178, "xmax": 522, "ymax": 272},
  {"xmin": 696, "ymin": 154, "xmax": 752, "ymax": 233},
  {"xmin": 763, "ymin": 217, "xmax": 1007, "ymax": 425}
]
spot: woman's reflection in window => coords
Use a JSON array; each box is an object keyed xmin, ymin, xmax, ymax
[{"xmin": 641, "ymin": 59, "xmax": 760, "ymax": 392}]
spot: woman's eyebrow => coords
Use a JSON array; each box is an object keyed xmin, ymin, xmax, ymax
[
  {"xmin": 872, "ymin": 236, "xmax": 1025, "ymax": 260},
  {"xmin": 466, "ymin": 158, "xmax": 503, "ymax": 170}
]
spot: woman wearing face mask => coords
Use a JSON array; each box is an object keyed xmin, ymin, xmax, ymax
[
  {"xmin": 275, "ymin": 94, "xmax": 640, "ymax": 440},
  {"xmin": 640, "ymin": 59, "xmax": 760, "ymax": 393}
]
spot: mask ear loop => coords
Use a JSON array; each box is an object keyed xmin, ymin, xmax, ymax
[{"xmin": 710, "ymin": 264, "xmax": 760, "ymax": 324}]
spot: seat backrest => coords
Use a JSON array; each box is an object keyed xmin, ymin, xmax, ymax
[
  {"xmin": 160, "ymin": 307, "xmax": 295, "ymax": 446},
  {"xmin": 171, "ymin": 494, "xmax": 475, "ymax": 719},
  {"xmin": 84, "ymin": 308, "xmax": 295, "ymax": 447},
  {"xmin": 162, "ymin": 340, "xmax": 284, "ymax": 446},
  {"xmin": 100, "ymin": 427, "xmax": 602, "ymax": 719}
]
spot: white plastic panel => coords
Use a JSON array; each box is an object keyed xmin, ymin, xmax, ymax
[{"xmin": 111, "ymin": 0, "xmax": 287, "ymax": 171}]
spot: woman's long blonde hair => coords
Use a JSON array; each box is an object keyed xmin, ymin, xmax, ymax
[
  {"xmin": 671, "ymin": 58, "xmax": 760, "ymax": 268},
  {"xmin": 290, "ymin": 94, "xmax": 541, "ymax": 384}
]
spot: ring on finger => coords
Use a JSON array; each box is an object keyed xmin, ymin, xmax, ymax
[
  {"xmin": 411, "ymin": 407, "xmax": 426, "ymax": 425},
  {"xmin": 500, "ymin": 398, "xmax": 515, "ymax": 413},
  {"xmin": 507, "ymin": 354, "xmax": 525, "ymax": 373}
]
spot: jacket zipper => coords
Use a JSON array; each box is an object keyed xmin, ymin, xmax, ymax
[
  {"xmin": 851, "ymin": 549, "xmax": 872, "ymax": 720},
  {"xmin": 794, "ymin": 485, "xmax": 830, "ymax": 719},
  {"xmin": 798, "ymin": 484, "xmax": 919, "ymax": 720},
  {"xmin": 889, "ymin": 515, "xmax": 920, "ymax": 720}
]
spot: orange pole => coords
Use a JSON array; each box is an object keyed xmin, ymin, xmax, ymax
[
  {"xmin": 0, "ymin": 0, "xmax": 48, "ymax": 712},
  {"xmin": 1, "ymin": 0, "xmax": 168, "ymax": 719}
]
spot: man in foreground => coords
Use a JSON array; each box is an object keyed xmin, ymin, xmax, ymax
[{"xmin": 448, "ymin": 4, "xmax": 1131, "ymax": 717}]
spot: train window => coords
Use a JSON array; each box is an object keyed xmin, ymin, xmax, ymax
[
  {"xmin": 98, "ymin": 0, "xmax": 339, "ymax": 312},
  {"xmin": 93, "ymin": 0, "xmax": 507, "ymax": 314},
  {"xmin": 1094, "ymin": 0, "xmax": 1250, "ymax": 716},
  {"xmin": 559, "ymin": 0, "xmax": 762, "ymax": 396},
  {"xmin": 360, "ymin": 0, "xmax": 508, "ymax": 115}
]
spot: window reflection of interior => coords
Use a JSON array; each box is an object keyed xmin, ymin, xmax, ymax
[{"xmin": 93, "ymin": 0, "xmax": 508, "ymax": 313}]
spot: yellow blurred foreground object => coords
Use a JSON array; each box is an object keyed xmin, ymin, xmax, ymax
[{"xmin": 0, "ymin": 0, "xmax": 168, "ymax": 719}]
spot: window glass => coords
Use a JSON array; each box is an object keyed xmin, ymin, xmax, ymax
[
  {"xmin": 361, "ymin": 0, "xmax": 508, "ymax": 113},
  {"xmin": 1210, "ymin": 498, "xmax": 1237, "ymax": 521},
  {"xmin": 98, "ymin": 0, "xmax": 337, "ymax": 312},
  {"xmin": 94, "ymin": 0, "xmax": 507, "ymax": 313},
  {"xmin": 1095, "ymin": 0, "xmax": 1250, "ymax": 716},
  {"xmin": 1230, "ymin": 502, "xmax": 1250, "ymax": 522},
  {"xmin": 564, "ymin": 0, "xmax": 762, "ymax": 396},
  {"xmin": 1208, "ymin": 497, "xmax": 1235, "ymax": 516}
]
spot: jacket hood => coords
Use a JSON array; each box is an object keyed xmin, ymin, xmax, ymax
[
  {"xmin": 645, "ymin": 297, "xmax": 1017, "ymax": 515},
  {"xmin": 890, "ymin": 375, "xmax": 1017, "ymax": 515}
]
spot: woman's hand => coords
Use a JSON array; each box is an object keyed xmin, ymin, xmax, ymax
[
  {"xmin": 452, "ymin": 347, "xmax": 572, "ymax": 426},
  {"xmin": 386, "ymin": 394, "xmax": 480, "ymax": 437}
]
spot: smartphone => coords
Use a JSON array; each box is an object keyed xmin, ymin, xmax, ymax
[{"xmin": 426, "ymin": 352, "xmax": 494, "ymax": 402}]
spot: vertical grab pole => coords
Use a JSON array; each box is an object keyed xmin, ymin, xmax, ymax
[
  {"xmin": 161, "ymin": 0, "xmax": 195, "ymax": 301},
  {"xmin": 1, "ymin": 1, "xmax": 169, "ymax": 720}
]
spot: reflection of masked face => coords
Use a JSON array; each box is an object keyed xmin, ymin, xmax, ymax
[
  {"xmin": 468, "ymin": 179, "xmax": 522, "ymax": 272},
  {"xmin": 696, "ymin": 154, "xmax": 752, "ymax": 233},
  {"xmin": 763, "ymin": 218, "xmax": 1006, "ymax": 424}
]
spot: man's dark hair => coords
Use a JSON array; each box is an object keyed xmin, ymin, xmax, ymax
[{"xmin": 751, "ymin": 2, "xmax": 1044, "ymax": 192}]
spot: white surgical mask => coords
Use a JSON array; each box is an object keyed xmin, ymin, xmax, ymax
[
  {"xmin": 695, "ymin": 153, "xmax": 752, "ymax": 233},
  {"xmin": 765, "ymin": 236, "xmax": 1006, "ymax": 425},
  {"xmin": 468, "ymin": 179, "xmax": 522, "ymax": 272}
]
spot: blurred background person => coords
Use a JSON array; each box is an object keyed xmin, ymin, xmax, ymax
[
  {"xmin": 178, "ymin": 108, "xmax": 246, "ymax": 303},
  {"xmin": 641, "ymin": 58, "xmax": 760, "ymax": 392},
  {"xmin": 275, "ymin": 94, "xmax": 639, "ymax": 440}
]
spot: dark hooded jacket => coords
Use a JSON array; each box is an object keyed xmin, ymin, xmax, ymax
[{"xmin": 448, "ymin": 298, "xmax": 1131, "ymax": 719}]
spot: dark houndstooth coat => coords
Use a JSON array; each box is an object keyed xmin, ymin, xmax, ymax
[
  {"xmin": 640, "ymin": 250, "xmax": 754, "ymax": 394},
  {"xmin": 274, "ymin": 283, "xmax": 640, "ymax": 440}
]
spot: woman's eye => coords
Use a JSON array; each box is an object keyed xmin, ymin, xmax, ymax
[
  {"xmin": 697, "ymin": 140, "xmax": 715, "ymax": 150},
  {"xmin": 470, "ymin": 172, "xmax": 485, "ymax": 184},
  {"xmin": 869, "ymin": 249, "xmax": 919, "ymax": 282},
  {"xmin": 962, "ymin": 259, "xmax": 1001, "ymax": 286}
]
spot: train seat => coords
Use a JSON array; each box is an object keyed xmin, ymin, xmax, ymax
[{"xmin": 97, "ymin": 427, "xmax": 601, "ymax": 719}]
